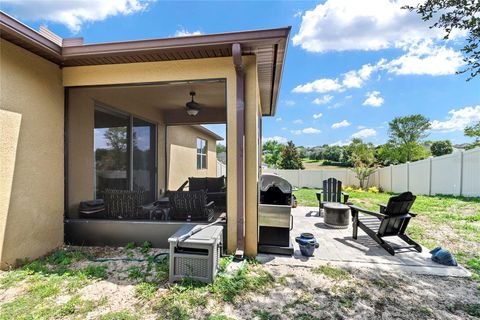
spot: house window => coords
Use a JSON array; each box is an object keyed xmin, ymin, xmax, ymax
[
  {"xmin": 197, "ymin": 138, "xmax": 207, "ymax": 169},
  {"xmin": 94, "ymin": 106, "xmax": 156, "ymax": 203}
]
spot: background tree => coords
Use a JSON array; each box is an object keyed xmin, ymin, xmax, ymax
[
  {"xmin": 262, "ymin": 140, "xmax": 285, "ymax": 168},
  {"xmin": 297, "ymin": 146, "xmax": 307, "ymax": 159},
  {"xmin": 405, "ymin": 0, "xmax": 480, "ymax": 80},
  {"xmin": 348, "ymin": 139, "xmax": 376, "ymax": 189},
  {"xmin": 464, "ymin": 121, "xmax": 480, "ymax": 149},
  {"xmin": 278, "ymin": 141, "xmax": 304, "ymax": 170},
  {"xmin": 96, "ymin": 127, "xmax": 128, "ymax": 171},
  {"xmin": 388, "ymin": 114, "xmax": 431, "ymax": 162},
  {"xmin": 323, "ymin": 146, "xmax": 344, "ymax": 162},
  {"xmin": 430, "ymin": 140, "xmax": 453, "ymax": 156},
  {"xmin": 216, "ymin": 144, "xmax": 226, "ymax": 154}
]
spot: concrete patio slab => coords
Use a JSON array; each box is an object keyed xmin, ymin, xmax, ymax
[{"xmin": 257, "ymin": 206, "xmax": 471, "ymax": 278}]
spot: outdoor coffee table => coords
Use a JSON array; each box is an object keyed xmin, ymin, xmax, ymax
[{"xmin": 323, "ymin": 202, "xmax": 350, "ymax": 228}]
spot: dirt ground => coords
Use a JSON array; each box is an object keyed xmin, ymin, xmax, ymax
[{"xmin": 1, "ymin": 246, "xmax": 479, "ymax": 320}]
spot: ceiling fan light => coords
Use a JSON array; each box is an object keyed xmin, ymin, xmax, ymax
[
  {"xmin": 186, "ymin": 108, "xmax": 199, "ymax": 116},
  {"xmin": 186, "ymin": 91, "xmax": 200, "ymax": 116}
]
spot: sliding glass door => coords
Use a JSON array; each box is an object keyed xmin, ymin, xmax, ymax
[
  {"xmin": 94, "ymin": 106, "xmax": 156, "ymax": 204},
  {"xmin": 94, "ymin": 108, "xmax": 129, "ymax": 199},
  {"xmin": 133, "ymin": 118, "xmax": 156, "ymax": 203}
]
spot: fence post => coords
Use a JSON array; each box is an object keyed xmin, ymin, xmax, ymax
[
  {"xmin": 459, "ymin": 150, "xmax": 464, "ymax": 196},
  {"xmin": 390, "ymin": 165, "xmax": 393, "ymax": 192},
  {"xmin": 406, "ymin": 162, "xmax": 410, "ymax": 192},
  {"xmin": 428, "ymin": 156, "xmax": 433, "ymax": 196}
]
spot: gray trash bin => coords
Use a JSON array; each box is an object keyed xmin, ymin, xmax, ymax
[{"xmin": 168, "ymin": 224, "xmax": 223, "ymax": 283}]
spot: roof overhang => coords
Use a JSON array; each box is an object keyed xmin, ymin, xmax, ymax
[
  {"xmin": 0, "ymin": 11, "xmax": 290, "ymax": 116},
  {"xmin": 193, "ymin": 125, "xmax": 224, "ymax": 141}
]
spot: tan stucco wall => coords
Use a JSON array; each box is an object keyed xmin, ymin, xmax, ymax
[
  {"xmin": 67, "ymin": 88, "xmax": 166, "ymax": 217},
  {"xmin": 0, "ymin": 39, "xmax": 64, "ymax": 268},
  {"xmin": 166, "ymin": 126, "xmax": 219, "ymax": 190}
]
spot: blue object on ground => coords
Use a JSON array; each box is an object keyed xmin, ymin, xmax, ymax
[
  {"xmin": 430, "ymin": 247, "xmax": 458, "ymax": 266},
  {"xmin": 295, "ymin": 233, "xmax": 319, "ymax": 257}
]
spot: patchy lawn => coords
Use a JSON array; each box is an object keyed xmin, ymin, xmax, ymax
[
  {"xmin": 294, "ymin": 188, "xmax": 480, "ymax": 280},
  {"xmin": 1, "ymin": 247, "xmax": 479, "ymax": 319},
  {"xmin": 1, "ymin": 191, "xmax": 479, "ymax": 319}
]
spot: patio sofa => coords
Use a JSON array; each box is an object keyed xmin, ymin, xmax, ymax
[
  {"xmin": 169, "ymin": 190, "xmax": 215, "ymax": 222},
  {"xmin": 178, "ymin": 176, "xmax": 226, "ymax": 208}
]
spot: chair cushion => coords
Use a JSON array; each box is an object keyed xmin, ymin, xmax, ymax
[
  {"xmin": 206, "ymin": 176, "xmax": 225, "ymax": 192},
  {"xmin": 188, "ymin": 177, "xmax": 207, "ymax": 191}
]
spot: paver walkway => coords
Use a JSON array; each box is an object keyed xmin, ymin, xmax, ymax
[{"xmin": 257, "ymin": 206, "xmax": 470, "ymax": 277}]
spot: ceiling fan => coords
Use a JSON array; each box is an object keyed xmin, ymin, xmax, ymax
[{"xmin": 186, "ymin": 91, "xmax": 201, "ymax": 116}]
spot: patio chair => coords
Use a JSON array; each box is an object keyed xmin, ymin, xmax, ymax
[
  {"xmin": 178, "ymin": 176, "xmax": 226, "ymax": 208},
  {"xmin": 316, "ymin": 177, "xmax": 349, "ymax": 210},
  {"xmin": 349, "ymin": 191, "xmax": 422, "ymax": 255},
  {"xmin": 103, "ymin": 189, "xmax": 145, "ymax": 219},
  {"xmin": 169, "ymin": 190, "xmax": 214, "ymax": 222}
]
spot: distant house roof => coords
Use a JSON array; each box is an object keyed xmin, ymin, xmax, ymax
[
  {"xmin": 193, "ymin": 126, "xmax": 224, "ymax": 141},
  {"xmin": 0, "ymin": 11, "xmax": 290, "ymax": 116}
]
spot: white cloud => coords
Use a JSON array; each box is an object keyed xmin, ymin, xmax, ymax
[
  {"xmin": 292, "ymin": 79, "xmax": 342, "ymax": 93},
  {"xmin": 281, "ymin": 127, "xmax": 288, "ymax": 130},
  {"xmin": 384, "ymin": 40, "xmax": 465, "ymax": 76},
  {"xmin": 282, "ymin": 100, "xmax": 296, "ymax": 106},
  {"xmin": 292, "ymin": 0, "xmax": 447, "ymax": 53},
  {"xmin": 263, "ymin": 136, "xmax": 288, "ymax": 144},
  {"xmin": 312, "ymin": 95, "xmax": 333, "ymax": 105},
  {"xmin": 351, "ymin": 128, "xmax": 377, "ymax": 139},
  {"xmin": 302, "ymin": 127, "xmax": 322, "ymax": 134},
  {"xmin": 275, "ymin": 117, "xmax": 282, "ymax": 122},
  {"xmin": 294, "ymin": 63, "xmax": 376, "ymax": 94},
  {"xmin": 291, "ymin": 128, "xmax": 322, "ymax": 135},
  {"xmin": 290, "ymin": 130, "xmax": 302, "ymax": 135},
  {"xmin": 313, "ymin": 113, "xmax": 323, "ymax": 119},
  {"xmin": 430, "ymin": 106, "xmax": 480, "ymax": 132},
  {"xmin": 293, "ymin": 10, "xmax": 303, "ymax": 18},
  {"xmin": 2, "ymin": 0, "xmax": 153, "ymax": 33},
  {"xmin": 357, "ymin": 125, "xmax": 366, "ymax": 129},
  {"xmin": 293, "ymin": 119, "xmax": 303, "ymax": 124},
  {"xmin": 331, "ymin": 120, "xmax": 351, "ymax": 129},
  {"xmin": 328, "ymin": 102, "xmax": 343, "ymax": 109},
  {"xmin": 362, "ymin": 91, "xmax": 384, "ymax": 107},
  {"xmin": 330, "ymin": 140, "xmax": 351, "ymax": 146},
  {"xmin": 174, "ymin": 29, "xmax": 203, "ymax": 37},
  {"xmin": 342, "ymin": 64, "xmax": 375, "ymax": 88}
]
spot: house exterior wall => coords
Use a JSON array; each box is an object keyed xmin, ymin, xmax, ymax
[
  {"xmin": 63, "ymin": 56, "xmax": 259, "ymax": 254},
  {"xmin": 0, "ymin": 39, "xmax": 64, "ymax": 268},
  {"xmin": 67, "ymin": 88, "xmax": 166, "ymax": 217},
  {"xmin": 166, "ymin": 126, "xmax": 218, "ymax": 190}
]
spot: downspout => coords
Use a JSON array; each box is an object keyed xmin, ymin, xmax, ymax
[{"xmin": 232, "ymin": 43, "xmax": 245, "ymax": 258}]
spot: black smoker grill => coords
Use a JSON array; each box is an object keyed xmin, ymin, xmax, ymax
[{"xmin": 258, "ymin": 173, "xmax": 294, "ymax": 255}]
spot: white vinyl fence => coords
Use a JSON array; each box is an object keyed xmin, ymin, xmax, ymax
[
  {"xmin": 264, "ymin": 147, "xmax": 480, "ymax": 197},
  {"xmin": 216, "ymin": 160, "xmax": 226, "ymax": 177},
  {"xmin": 263, "ymin": 168, "xmax": 378, "ymax": 190}
]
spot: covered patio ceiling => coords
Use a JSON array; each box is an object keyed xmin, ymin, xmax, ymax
[{"xmin": 69, "ymin": 80, "xmax": 227, "ymax": 125}]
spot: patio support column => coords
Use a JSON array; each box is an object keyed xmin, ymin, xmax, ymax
[{"xmin": 233, "ymin": 43, "xmax": 245, "ymax": 257}]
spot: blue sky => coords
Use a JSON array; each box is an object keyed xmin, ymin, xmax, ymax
[{"xmin": 2, "ymin": 0, "xmax": 478, "ymax": 147}]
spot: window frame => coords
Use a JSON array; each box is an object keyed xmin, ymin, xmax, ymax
[{"xmin": 196, "ymin": 137, "xmax": 208, "ymax": 170}]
